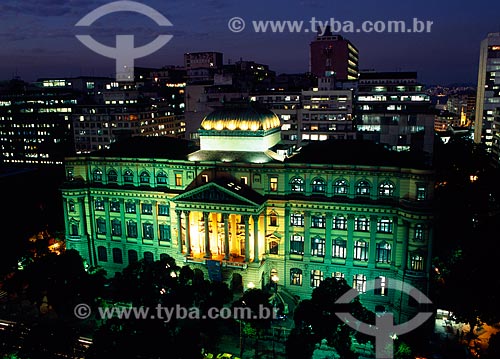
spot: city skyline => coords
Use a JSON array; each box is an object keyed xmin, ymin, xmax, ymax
[{"xmin": 1, "ymin": 0, "xmax": 500, "ymax": 85}]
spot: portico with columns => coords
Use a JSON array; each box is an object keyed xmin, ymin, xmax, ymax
[{"xmin": 172, "ymin": 178, "xmax": 266, "ymax": 266}]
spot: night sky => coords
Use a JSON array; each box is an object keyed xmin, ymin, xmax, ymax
[{"xmin": 1, "ymin": 0, "xmax": 499, "ymax": 85}]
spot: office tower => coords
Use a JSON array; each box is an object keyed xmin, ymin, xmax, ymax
[
  {"xmin": 474, "ymin": 33, "xmax": 500, "ymax": 163},
  {"xmin": 310, "ymin": 28, "xmax": 359, "ymax": 81}
]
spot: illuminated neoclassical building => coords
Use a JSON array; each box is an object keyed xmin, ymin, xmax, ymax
[{"xmin": 61, "ymin": 103, "xmax": 434, "ymax": 321}]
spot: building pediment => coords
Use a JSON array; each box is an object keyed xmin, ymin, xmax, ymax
[{"xmin": 172, "ymin": 179, "xmax": 265, "ymax": 208}]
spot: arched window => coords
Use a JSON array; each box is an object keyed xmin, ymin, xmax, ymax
[
  {"xmin": 140, "ymin": 171, "xmax": 150, "ymax": 184},
  {"xmin": 333, "ymin": 179, "xmax": 349, "ymax": 195},
  {"xmin": 97, "ymin": 246, "xmax": 107, "ymax": 262},
  {"xmin": 269, "ymin": 210, "xmax": 278, "ymax": 227},
  {"xmin": 290, "ymin": 177, "xmax": 304, "ymax": 192},
  {"xmin": 269, "ymin": 241, "xmax": 279, "ymax": 255},
  {"xmin": 376, "ymin": 242, "xmax": 391, "ymax": 263},
  {"xmin": 108, "ymin": 170, "xmax": 118, "ymax": 183},
  {"xmin": 123, "ymin": 170, "xmax": 134, "ymax": 183},
  {"xmin": 157, "ymin": 172, "xmax": 168, "ymax": 186},
  {"xmin": 93, "ymin": 169, "xmax": 103, "ymax": 182},
  {"xmin": 354, "ymin": 240, "xmax": 368, "ymax": 261},
  {"xmin": 112, "ymin": 248, "xmax": 123, "ymax": 264},
  {"xmin": 144, "ymin": 251, "xmax": 154, "ymax": 263},
  {"xmin": 311, "ymin": 178, "xmax": 326, "ymax": 193},
  {"xmin": 353, "ymin": 274, "xmax": 367, "ymax": 293},
  {"xmin": 378, "ymin": 181, "xmax": 395, "ymax": 197},
  {"xmin": 310, "ymin": 270, "xmax": 324, "ymax": 288},
  {"xmin": 356, "ymin": 180, "xmax": 371, "ymax": 195},
  {"xmin": 290, "ymin": 268, "xmax": 303, "ymax": 286},
  {"xmin": 128, "ymin": 250, "xmax": 138, "ymax": 264},
  {"xmin": 410, "ymin": 253, "xmax": 425, "ymax": 271}
]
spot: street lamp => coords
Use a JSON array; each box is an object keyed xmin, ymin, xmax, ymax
[{"xmin": 270, "ymin": 275, "xmax": 279, "ymax": 359}]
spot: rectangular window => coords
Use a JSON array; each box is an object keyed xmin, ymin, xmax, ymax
[
  {"xmin": 333, "ymin": 216, "xmax": 347, "ymax": 230},
  {"xmin": 158, "ymin": 204, "xmax": 170, "ymax": 216},
  {"xmin": 111, "ymin": 220, "xmax": 122, "ymax": 236},
  {"xmin": 353, "ymin": 274, "xmax": 367, "ymax": 293},
  {"xmin": 68, "ymin": 201, "xmax": 76, "ymax": 213},
  {"xmin": 355, "ymin": 217, "xmax": 370, "ymax": 231},
  {"xmin": 415, "ymin": 225, "xmax": 424, "ymax": 241},
  {"xmin": 376, "ymin": 218, "xmax": 393, "ymax": 233},
  {"xmin": 290, "ymin": 213, "xmax": 304, "ymax": 227},
  {"xmin": 290, "ymin": 268, "xmax": 303, "ymax": 286},
  {"xmin": 311, "ymin": 215, "xmax": 326, "ymax": 228},
  {"xmin": 410, "ymin": 254, "xmax": 425, "ymax": 271},
  {"xmin": 159, "ymin": 224, "xmax": 171, "ymax": 241},
  {"xmin": 374, "ymin": 276, "xmax": 388, "ymax": 296},
  {"xmin": 240, "ymin": 176, "xmax": 248, "ymax": 185},
  {"xmin": 290, "ymin": 234, "xmax": 304, "ymax": 255},
  {"xmin": 96, "ymin": 218, "xmax": 106, "ymax": 234},
  {"xmin": 332, "ymin": 272, "xmax": 345, "ymax": 280},
  {"xmin": 110, "ymin": 201, "xmax": 120, "ymax": 213},
  {"xmin": 175, "ymin": 173, "xmax": 183, "ymax": 186},
  {"xmin": 376, "ymin": 242, "xmax": 391, "ymax": 263},
  {"xmin": 127, "ymin": 221, "xmax": 137, "ymax": 238},
  {"xmin": 354, "ymin": 241, "xmax": 369, "ymax": 261},
  {"xmin": 142, "ymin": 203, "xmax": 153, "ymax": 215},
  {"xmin": 143, "ymin": 223, "xmax": 154, "ymax": 239},
  {"xmin": 311, "ymin": 237, "xmax": 325, "ymax": 257},
  {"xmin": 125, "ymin": 202, "xmax": 136, "ymax": 214},
  {"xmin": 95, "ymin": 199, "xmax": 104, "ymax": 211},
  {"xmin": 417, "ymin": 185, "xmax": 427, "ymax": 201},
  {"xmin": 332, "ymin": 238, "xmax": 347, "ymax": 259},
  {"xmin": 270, "ymin": 177, "xmax": 278, "ymax": 192},
  {"xmin": 70, "ymin": 223, "xmax": 79, "ymax": 236},
  {"xmin": 310, "ymin": 270, "xmax": 324, "ymax": 288}
]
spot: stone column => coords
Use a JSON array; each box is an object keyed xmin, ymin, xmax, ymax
[
  {"xmin": 204, "ymin": 212, "xmax": 211, "ymax": 258},
  {"xmin": 284, "ymin": 206, "xmax": 290, "ymax": 257},
  {"xmin": 346, "ymin": 214, "xmax": 355, "ymax": 265},
  {"xmin": 184, "ymin": 210, "xmax": 191, "ymax": 256},
  {"xmin": 119, "ymin": 199, "xmax": 126, "ymax": 241},
  {"xmin": 78, "ymin": 197, "xmax": 86, "ymax": 237},
  {"xmin": 391, "ymin": 216, "xmax": 398, "ymax": 270},
  {"xmin": 223, "ymin": 213, "xmax": 230, "ymax": 260},
  {"xmin": 369, "ymin": 215, "xmax": 377, "ymax": 269},
  {"xmin": 176, "ymin": 210, "xmax": 183, "ymax": 254},
  {"xmin": 103, "ymin": 198, "xmax": 110, "ymax": 240},
  {"xmin": 325, "ymin": 212, "xmax": 333, "ymax": 259},
  {"xmin": 243, "ymin": 215, "xmax": 250, "ymax": 262},
  {"xmin": 253, "ymin": 214, "xmax": 260, "ymax": 263},
  {"xmin": 151, "ymin": 200, "xmax": 158, "ymax": 242},
  {"xmin": 62, "ymin": 198, "xmax": 70, "ymax": 237},
  {"xmin": 400, "ymin": 220, "xmax": 409, "ymax": 270},
  {"xmin": 304, "ymin": 211, "xmax": 311, "ymax": 259}
]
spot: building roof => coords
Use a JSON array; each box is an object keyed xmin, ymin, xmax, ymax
[
  {"xmin": 359, "ymin": 71, "xmax": 418, "ymax": 80},
  {"xmin": 89, "ymin": 136, "xmax": 198, "ymax": 160},
  {"xmin": 286, "ymin": 140, "xmax": 429, "ymax": 168},
  {"xmin": 200, "ymin": 103, "xmax": 281, "ymax": 131}
]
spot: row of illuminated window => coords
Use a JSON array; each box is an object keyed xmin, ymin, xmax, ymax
[
  {"xmin": 283, "ymin": 178, "xmax": 392, "ymax": 196},
  {"xmin": 96, "ymin": 247, "xmax": 169, "ymax": 265},
  {"xmin": 82, "ymin": 199, "xmax": 170, "ymax": 216},
  {"xmin": 90, "ymin": 219, "xmax": 171, "ymax": 241},
  {"xmin": 289, "ymin": 213, "xmax": 395, "ymax": 233},
  {"xmin": 291, "ymin": 259, "xmax": 423, "ymax": 290},
  {"xmin": 289, "ymin": 235, "xmax": 395, "ymax": 262},
  {"xmin": 268, "ymin": 211, "xmax": 424, "ymax": 240},
  {"xmin": 91, "ymin": 169, "xmax": 182, "ymax": 187}
]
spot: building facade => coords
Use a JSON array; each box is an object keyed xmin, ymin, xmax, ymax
[
  {"xmin": 310, "ymin": 30, "xmax": 359, "ymax": 81},
  {"xmin": 474, "ymin": 33, "xmax": 500, "ymax": 164},
  {"xmin": 356, "ymin": 71, "xmax": 435, "ymax": 164},
  {"xmin": 61, "ymin": 105, "xmax": 434, "ymax": 322}
]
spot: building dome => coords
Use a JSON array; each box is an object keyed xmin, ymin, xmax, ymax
[{"xmin": 200, "ymin": 105, "xmax": 281, "ymax": 132}]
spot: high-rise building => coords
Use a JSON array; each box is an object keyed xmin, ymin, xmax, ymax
[
  {"xmin": 61, "ymin": 104, "xmax": 434, "ymax": 322},
  {"xmin": 310, "ymin": 28, "xmax": 359, "ymax": 81},
  {"xmin": 474, "ymin": 33, "xmax": 500, "ymax": 163},
  {"xmin": 356, "ymin": 71, "xmax": 435, "ymax": 164}
]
